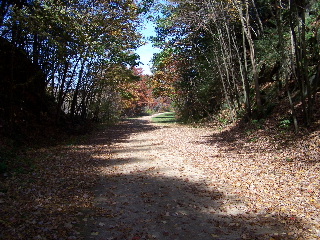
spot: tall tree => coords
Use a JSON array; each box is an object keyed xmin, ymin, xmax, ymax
[{"xmin": 0, "ymin": 0, "xmax": 145, "ymax": 126}]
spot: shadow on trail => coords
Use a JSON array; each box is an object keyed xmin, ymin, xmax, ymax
[
  {"xmin": 85, "ymin": 172, "xmax": 305, "ymax": 240},
  {"xmin": 90, "ymin": 118, "xmax": 159, "ymax": 145},
  {"xmin": 0, "ymin": 118, "xmax": 309, "ymax": 239},
  {"xmin": 81, "ymin": 119, "xmax": 306, "ymax": 240},
  {"xmin": 199, "ymin": 118, "xmax": 320, "ymax": 165}
]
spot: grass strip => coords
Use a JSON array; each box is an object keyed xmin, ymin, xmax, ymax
[{"xmin": 151, "ymin": 112, "xmax": 178, "ymax": 124}]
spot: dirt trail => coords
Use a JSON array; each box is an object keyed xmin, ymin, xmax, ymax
[{"xmin": 82, "ymin": 115, "xmax": 315, "ymax": 240}]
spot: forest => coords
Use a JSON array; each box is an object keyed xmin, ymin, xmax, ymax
[
  {"xmin": 0, "ymin": 0, "xmax": 319, "ymax": 135},
  {"xmin": 0, "ymin": 0, "xmax": 320, "ymax": 239},
  {"xmin": 151, "ymin": 0, "xmax": 320, "ymax": 128},
  {"xmin": 0, "ymin": 0, "xmax": 155, "ymax": 132}
]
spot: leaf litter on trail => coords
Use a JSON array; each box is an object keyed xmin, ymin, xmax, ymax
[
  {"xmin": 0, "ymin": 135, "xmax": 107, "ymax": 239},
  {"xmin": 1, "ymin": 117, "xmax": 319, "ymax": 239},
  {"xmin": 139, "ymin": 119, "xmax": 320, "ymax": 239}
]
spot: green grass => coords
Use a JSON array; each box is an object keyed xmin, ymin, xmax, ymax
[{"xmin": 151, "ymin": 112, "xmax": 178, "ymax": 124}]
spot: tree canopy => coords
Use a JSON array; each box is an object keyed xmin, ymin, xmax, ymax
[
  {"xmin": 151, "ymin": 0, "xmax": 320, "ymax": 128},
  {"xmin": 0, "ymin": 0, "xmax": 155, "ymax": 134},
  {"xmin": 0, "ymin": 0, "xmax": 319, "ymax": 135}
]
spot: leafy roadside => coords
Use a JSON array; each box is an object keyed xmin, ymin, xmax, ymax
[
  {"xmin": 177, "ymin": 117, "xmax": 320, "ymax": 239},
  {"xmin": 0, "ymin": 126, "xmax": 107, "ymax": 239}
]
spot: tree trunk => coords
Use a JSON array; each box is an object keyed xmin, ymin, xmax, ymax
[
  {"xmin": 32, "ymin": 34, "xmax": 39, "ymax": 65},
  {"xmin": 289, "ymin": 0, "xmax": 309, "ymax": 125},
  {"xmin": 56, "ymin": 61, "xmax": 69, "ymax": 123},
  {"xmin": 301, "ymin": 3, "xmax": 312, "ymax": 124},
  {"xmin": 286, "ymin": 74, "xmax": 299, "ymax": 133},
  {"xmin": 238, "ymin": 25, "xmax": 251, "ymax": 118},
  {"xmin": 70, "ymin": 59, "xmax": 86, "ymax": 119},
  {"xmin": 234, "ymin": 0, "xmax": 262, "ymax": 116}
]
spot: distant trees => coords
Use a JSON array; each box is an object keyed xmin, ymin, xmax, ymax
[{"xmin": 151, "ymin": 0, "xmax": 320, "ymax": 127}]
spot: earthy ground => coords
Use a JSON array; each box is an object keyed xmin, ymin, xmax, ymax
[
  {"xmin": 81, "ymin": 115, "xmax": 319, "ymax": 240},
  {"xmin": 1, "ymin": 113, "xmax": 319, "ymax": 239}
]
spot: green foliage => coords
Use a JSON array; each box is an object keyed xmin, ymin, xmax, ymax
[
  {"xmin": 150, "ymin": 0, "xmax": 320, "ymax": 126},
  {"xmin": 251, "ymin": 119, "xmax": 265, "ymax": 129},
  {"xmin": 285, "ymin": 157, "xmax": 294, "ymax": 162},
  {"xmin": 151, "ymin": 112, "xmax": 177, "ymax": 123},
  {"xmin": 1, "ymin": 0, "xmax": 319, "ymax": 132},
  {"xmin": 218, "ymin": 117, "xmax": 229, "ymax": 125},
  {"xmin": 279, "ymin": 119, "xmax": 291, "ymax": 129}
]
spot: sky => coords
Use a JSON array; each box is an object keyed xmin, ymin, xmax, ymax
[{"xmin": 135, "ymin": 20, "xmax": 161, "ymax": 75}]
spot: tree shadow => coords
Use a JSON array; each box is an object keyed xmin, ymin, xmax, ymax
[
  {"xmin": 82, "ymin": 169, "xmax": 306, "ymax": 240},
  {"xmin": 78, "ymin": 118, "xmax": 308, "ymax": 239},
  {"xmin": 0, "ymin": 118, "xmax": 160, "ymax": 239},
  {"xmin": 89, "ymin": 119, "xmax": 160, "ymax": 145},
  {"xmin": 152, "ymin": 119, "xmax": 178, "ymax": 123},
  {"xmin": 198, "ymin": 118, "xmax": 320, "ymax": 165},
  {"xmin": 0, "ymin": 117, "xmax": 311, "ymax": 239}
]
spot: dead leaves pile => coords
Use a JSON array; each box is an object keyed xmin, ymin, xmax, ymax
[
  {"xmin": 0, "ymin": 141, "xmax": 105, "ymax": 239},
  {"xmin": 159, "ymin": 122, "xmax": 320, "ymax": 239}
]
